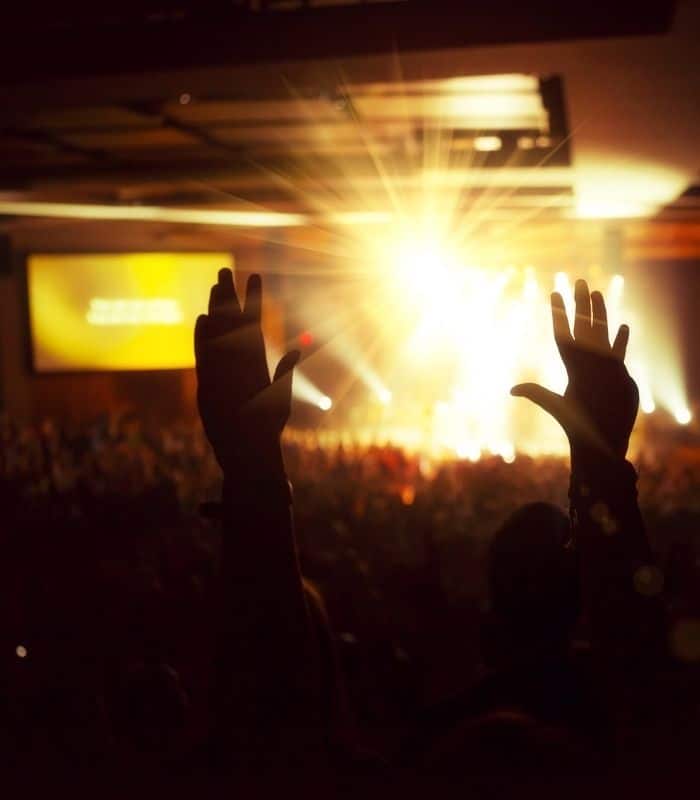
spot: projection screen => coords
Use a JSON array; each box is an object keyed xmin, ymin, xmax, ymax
[{"xmin": 27, "ymin": 252, "xmax": 234, "ymax": 371}]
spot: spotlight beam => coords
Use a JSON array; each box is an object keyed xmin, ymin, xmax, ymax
[{"xmin": 265, "ymin": 344, "xmax": 332, "ymax": 411}]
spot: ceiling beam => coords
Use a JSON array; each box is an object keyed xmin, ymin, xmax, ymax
[{"xmin": 0, "ymin": 1, "xmax": 676, "ymax": 85}]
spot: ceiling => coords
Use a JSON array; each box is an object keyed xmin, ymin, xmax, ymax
[{"xmin": 0, "ymin": 0, "xmax": 697, "ymax": 251}]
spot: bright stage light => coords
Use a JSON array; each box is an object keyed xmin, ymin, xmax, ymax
[
  {"xmin": 474, "ymin": 136, "xmax": 503, "ymax": 152},
  {"xmin": 675, "ymin": 407, "xmax": 692, "ymax": 425},
  {"xmin": 498, "ymin": 442, "xmax": 516, "ymax": 464},
  {"xmin": 610, "ymin": 274, "xmax": 625, "ymax": 293},
  {"xmin": 204, "ymin": 73, "xmax": 687, "ymax": 458},
  {"xmin": 385, "ymin": 228, "xmax": 463, "ymax": 313},
  {"xmin": 377, "ymin": 388, "xmax": 392, "ymax": 406},
  {"xmin": 300, "ymin": 304, "xmax": 392, "ymax": 413},
  {"xmin": 350, "ymin": 215, "xmax": 675, "ymax": 458},
  {"xmin": 267, "ymin": 347, "xmax": 330, "ymax": 411},
  {"xmin": 456, "ymin": 442, "xmax": 481, "ymax": 462},
  {"xmin": 631, "ymin": 363, "xmax": 656, "ymax": 417}
]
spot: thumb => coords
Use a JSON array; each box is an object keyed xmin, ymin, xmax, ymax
[
  {"xmin": 253, "ymin": 350, "xmax": 300, "ymax": 425},
  {"xmin": 511, "ymin": 383, "xmax": 566, "ymax": 425},
  {"xmin": 194, "ymin": 314, "xmax": 210, "ymax": 364},
  {"xmin": 273, "ymin": 349, "xmax": 301, "ymax": 382},
  {"xmin": 268, "ymin": 349, "xmax": 300, "ymax": 418}
]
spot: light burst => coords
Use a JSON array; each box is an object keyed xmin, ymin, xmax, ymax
[{"xmin": 258, "ymin": 72, "xmax": 691, "ymax": 456}]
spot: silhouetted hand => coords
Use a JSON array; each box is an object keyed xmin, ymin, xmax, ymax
[
  {"xmin": 194, "ymin": 268, "xmax": 299, "ymax": 480},
  {"xmin": 512, "ymin": 279, "xmax": 639, "ymax": 469}
]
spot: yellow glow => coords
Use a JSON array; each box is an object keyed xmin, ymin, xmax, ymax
[
  {"xmin": 359, "ymin": 226, "xmax": 570, "ymax": 455},
  {"xmin": 637, "ymin": 371, "xmax": 656, "ymax": 415},
  {"xmin": 19, "ymin": 73, "xmax": 689, "ymax": 454},
  {"xmin": 444, "ymin": 74, "xmax": 539, "ymax": 93},
  {"xmin": 351, "ymin": 80, "xmax": 547, "ymax": 129},
  {"xmin": 267, "ymin": 73, "xmax": 689, "ymax": 456},
  {"xmin": 575, "ymin": 163, "xmax": 688, "ymax": 220},
  {"xmin": 86, "ymin": 298, "xmax": 184, "ymax": 325},
  {"xmin": 0, "ymin": 201, "xmax": 305, "ymax": 228},
  {"xmin": 474, "ymin": 136, "xmax": 503, "ymax": 152},
  {"xmin": 334, "ymin": 215, "xmax": 688, "ymax": 456},
  {"xmin": 28, "ymin": 253, "xmax": 233, "ymax": 370},
  {"xmin": 33, "ymin": 253, "xmax": 329, "ymax": 406},
  {"xmin": 0, "ymin": 201, "xmax": 391, "ymax": 229},
  {"xmin": 346, "ymin": 74, "xmax": 539, "ymax": 95},
  {"xmin": 326, "ymin": 211, "xmax": 394, "ymax": 226},
  {"xmin": 499, "ymin": 442, "xmax": 516, "ymax": 464}
]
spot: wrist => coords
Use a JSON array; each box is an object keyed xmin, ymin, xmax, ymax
[
  {"xmin": 221, "ymin": 438, "xmax": 292, "ymax": 509},
  {"xmin": 569, "ymin": 458, "xmax": 638, "ymax": 525},
  {"xmin": 569, "ymin": 439, "xmax": 628, "ymax": 479},
  {"xmin": 220, "ymin": 435, "xmax": 286, "ymax": 482},
  {"xmin": 222, "ymin": 472, "xmax": 293, "ymax": 509}
]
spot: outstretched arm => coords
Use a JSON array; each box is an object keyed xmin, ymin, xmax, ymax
[
  {"xmin": 195, "ymin": 269, "xmax": 323, "ymax": 762},
  {"xmin": 512, "ymin": 280, "xmax": 665, "ymax": 670}
]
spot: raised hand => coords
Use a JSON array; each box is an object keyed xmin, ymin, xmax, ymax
[
  {"xmin": 512, "ymin": 279, "xmax": 639, "ymax": 468},
  {"xmin": 196, "ymin": 271, "xmax": 328, "ymax": 759},
  {"xmin": 194, "ymin": 268, "xmax": 299, "ymax": 479}
]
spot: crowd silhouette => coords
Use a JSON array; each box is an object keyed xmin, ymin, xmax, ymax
[{"xmin": 3, "ymin": 268, "xmax": 700, "ymax": 787}]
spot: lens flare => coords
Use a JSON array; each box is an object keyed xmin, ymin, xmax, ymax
[
  {"xmin": 198, "ymin": 72, "xmax": 690, "ymax": 457},
  {"xmin": 325, "ymin": 219, "xmax": 689, "ymax": 457}
]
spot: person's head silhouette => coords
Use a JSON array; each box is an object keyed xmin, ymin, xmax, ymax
[
  {"xmin": 484, "ymin": 502, "xmax": 579, "ymax": 667},
  {"xmin": 112, "ymin": 661, "xmax": 189, "ymax": 763}
]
